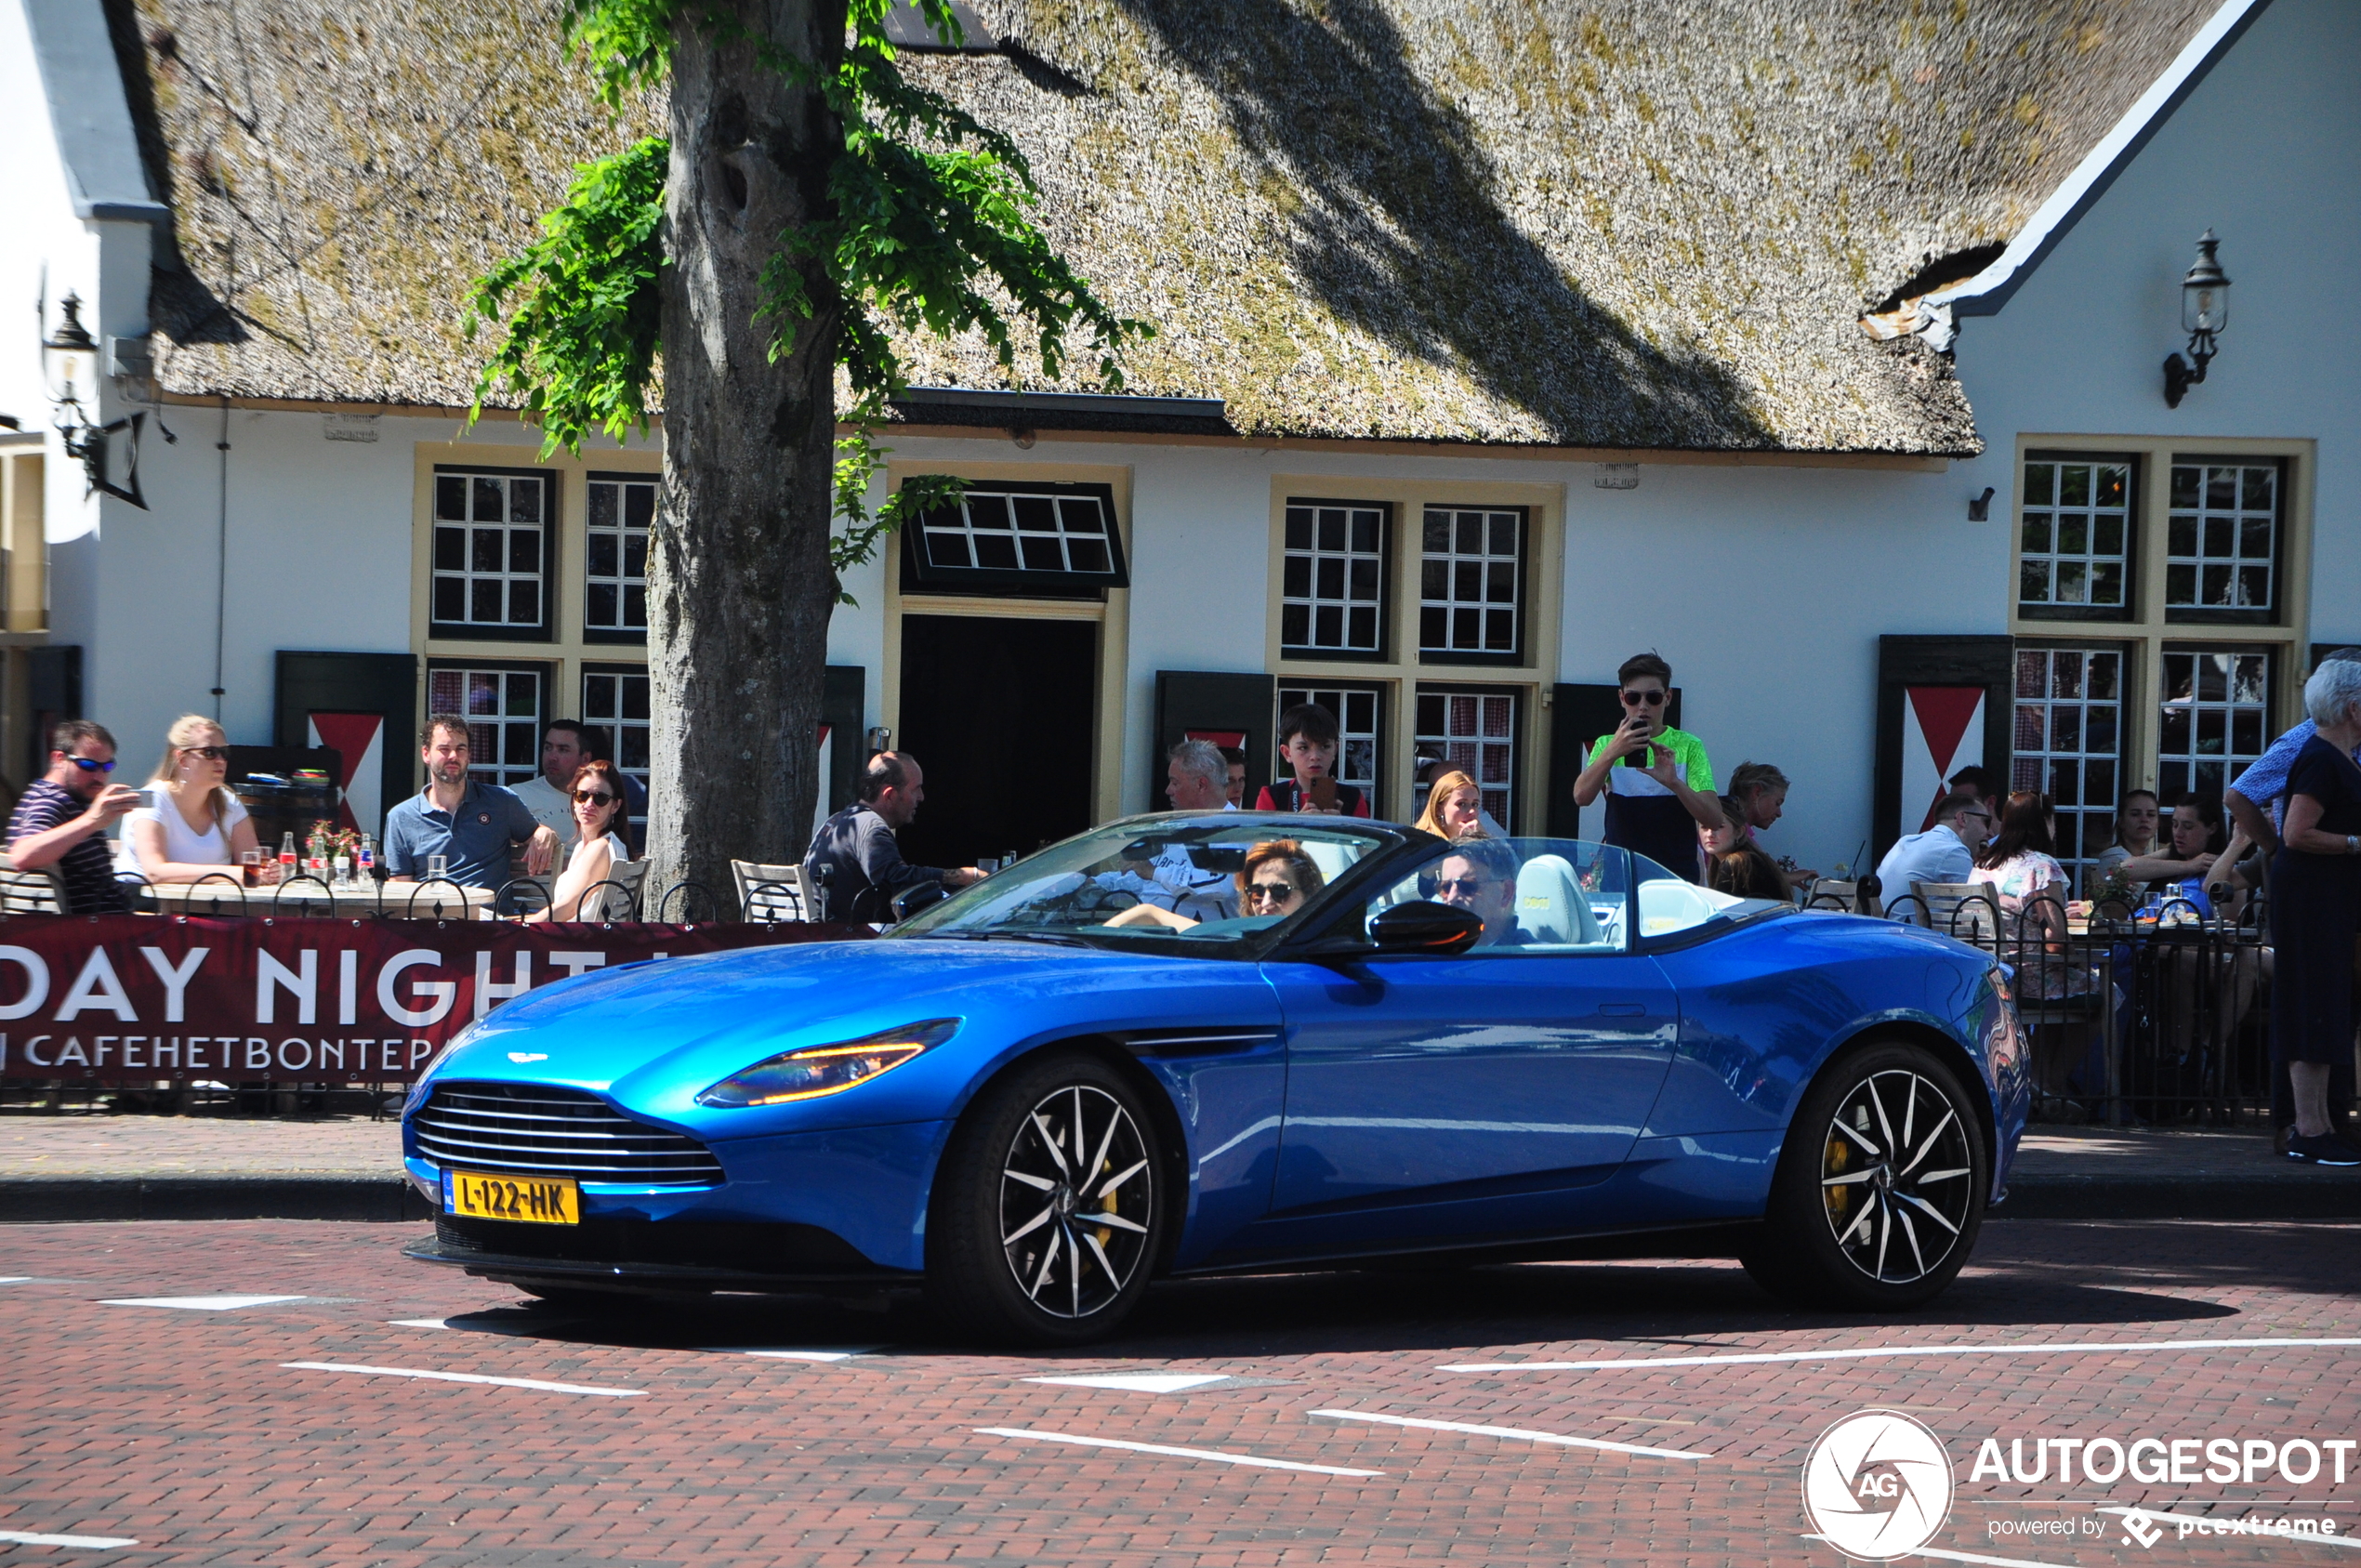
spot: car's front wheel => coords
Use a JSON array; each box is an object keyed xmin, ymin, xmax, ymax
[
  {"xmin": 1744, "ymin": 1039, "xmax": 1987, "ymax": 1310},
  {"xmin": 926, "ymin": 1052, "xmax": 1164, "ymax": 1345}
]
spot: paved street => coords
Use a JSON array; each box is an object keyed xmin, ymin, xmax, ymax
[{"xmin": 3, "ymin": 1218, "xmax": 2358, "ymax": 1566}]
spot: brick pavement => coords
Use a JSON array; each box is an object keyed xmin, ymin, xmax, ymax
[{"xmin": 2, "ymin": 1218, "xmax": 2357, "ymax": 1566}]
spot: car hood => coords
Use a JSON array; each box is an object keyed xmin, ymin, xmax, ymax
[{"xmin": 419, "ymin": 936, "xmax": 1278, "ymax": 1133}]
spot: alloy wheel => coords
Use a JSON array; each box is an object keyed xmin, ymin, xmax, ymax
[
  {"xmin": 997, "ymin": 1084, "xmax": 1154, "ymax": 1320},
  {"xmin": 1818, "ymin": 1068, "xmax": 1976, "ymax": 1285}
]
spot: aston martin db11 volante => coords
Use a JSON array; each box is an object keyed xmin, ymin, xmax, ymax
[{"xmin": 402, "ymin": 814, "xmax": 2029, "ymax": 1343}]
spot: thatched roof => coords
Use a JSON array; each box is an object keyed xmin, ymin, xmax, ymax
[{"xmin": 118, "ymin": 0, "xmax": 2222, "ymax": 455}]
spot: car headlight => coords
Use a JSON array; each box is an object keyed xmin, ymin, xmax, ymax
[{"xmin": 693, "ymin": 1019, "xmax": 961, "ymax": 1108}]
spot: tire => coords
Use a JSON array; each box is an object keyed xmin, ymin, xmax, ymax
[
  {"xmin": 926, "ymin": 1052, "xmax": 1165, "ymax": 1346},
  {"xmin": 1743, "ymin": 1039, "xmax": 1988, "ymax": 1311}
]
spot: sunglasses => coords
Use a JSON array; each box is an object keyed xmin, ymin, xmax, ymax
[
  {"xmin": 1620, "ymin": 690, "xmax": 1668, "ymax": 706},
  {"xmin": 181, "ymin": 745, "xmax": 228, "ymax": 761},
  {"xmin": 66, "ymin": 756, "xmax": 115, "ymax": 773},
  {"xmin": 1244, "ymin": 881, "xmax": 1300, "ymax": 904},
  {"xmin": 1431, "ymin": 876, "xmax": 1493, "ymax": 896},
  {"xmin": 574, "ymin": 790, "xmax": 617, "ymax": 806}
]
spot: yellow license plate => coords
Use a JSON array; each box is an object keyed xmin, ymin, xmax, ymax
[{"xmin": 444, "ymin": 1168, "xmax": 580, "ymax": 1225}]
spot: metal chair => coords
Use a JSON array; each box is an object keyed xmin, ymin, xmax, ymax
[{"xmin": 1804, "ymin": 877, "xmax": 1882, "ymax": 917}]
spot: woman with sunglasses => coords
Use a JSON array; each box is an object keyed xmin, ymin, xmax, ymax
[
  {"xmin": 1103, "ymin": 839, "xmax": 1326, "ymax": 930},
  {"xmin": 525, "ymin": 759, "xmax": 633, "ymax": 923},
  {"xmin": 126, "ymin": 714, "xmax": 267, "ymax": 883}
]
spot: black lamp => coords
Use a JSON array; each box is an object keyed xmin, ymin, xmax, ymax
[
  {"xmin": 39, "ymin": 291, "xmax": 148, "ymax": 508},
  {"xmin": 2162, "ymin": 230, "xmax": 2230, "ymax": 409}
]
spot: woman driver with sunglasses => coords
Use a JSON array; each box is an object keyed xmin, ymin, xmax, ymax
[
  {"xmin": 127, "ymin": 714, "xmax": 268, "ymax": 883},
  {"xmin": 1570, "ymin": 652, "xmax": 1722, "ymax": 883},
  {"xmin": 524, "ymin": 759, "xmax": 634, "ymax": 922}
]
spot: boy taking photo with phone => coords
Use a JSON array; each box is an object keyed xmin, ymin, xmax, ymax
[{"xmin": 1571, "ymin": 652, "xmax": 1722, "ymax": 881}]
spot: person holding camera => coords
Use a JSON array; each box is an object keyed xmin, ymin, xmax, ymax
[
  {"xmin": 1572, "ymin": 652, "xmax": 1722, "ymax": 881},
  {"xmin": 7, "ymin": 719, "xmax": 138, "ymax": 914}
]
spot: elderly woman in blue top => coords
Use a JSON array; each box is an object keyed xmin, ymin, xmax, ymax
[{"xmin": 383, "ymin": 715, "xmax": 560, "ymax": 889}]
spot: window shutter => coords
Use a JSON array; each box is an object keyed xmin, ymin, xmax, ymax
[
  {"xmin": 823, "ymin": 665, "xmax": 864, "ymax": 816},
  {"xmin": 1152, "ymin": 671, "xmax": 1274, "ymax": 811},
  {"xmin": 1874, "ymin": 636, "xmax": 2013, "ymax": 863},
  {"xmin": 1547, "ymin": 683, "xmax": 1681, "ymax": 839},
  {"xmin": 274, "ymin": 651, "xmax": 420, "ymax": 839}
]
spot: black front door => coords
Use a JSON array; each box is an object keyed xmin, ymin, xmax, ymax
[{"xmin": 895, "ymin": 614, "xmax": 1097, "ymax": 868}]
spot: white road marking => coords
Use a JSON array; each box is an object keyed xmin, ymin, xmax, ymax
[
  {"xmin": 1027, "ymin": 1373, "xmax": 1236, "ymax": 1393},
  {"xmin": 1443, "ymin": 1336, "xmax": 2361, "ymax": 1374},
  {"xmin": 974, "ymin": 1426, "xmax": 1384, "ymax": 1477},
  {"xmin": 390, "ymin": 1318, "xmax": 455, "ymax": 1330},
  {"xmin": 1804, "ymin": 1535, "xmax": 2067, "ymax": 1568},
  {"xmin": 0, "ymin": 1277, "xmax": 32, "ymax": 1285},
  {"xmin": 0, "ymin": 1529, "xmax": 139, "ymax": 1549},
  {"xmin": 282, "ymin": 1362, "xmax": 643, "ymax": 1397},
  {"xmin": 1309, "ymin": 1408, "xmax": 1710, "ymax": 1460},
  {"xmin": 2096, "ymin": 1506, "xmax": 2361, "ymax": 1552},
  {"xmin": 101, "ymin": 1294, "xmax": 306, "ymax": 1311},
  {"xmin": 724, "ymin": 1347, "xmax": 881, "ymax": 1362}
]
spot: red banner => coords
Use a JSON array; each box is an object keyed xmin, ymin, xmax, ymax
[{"xmin": 0, "ymin": 916, "xmax": 871, "ymax": 1085}]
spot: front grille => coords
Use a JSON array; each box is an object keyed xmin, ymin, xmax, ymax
[{"xmin": 415, "ymin": 1082, "xmax": 722, "ymax": 1187}]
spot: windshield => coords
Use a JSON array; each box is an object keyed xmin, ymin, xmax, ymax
[{"xmin": 890, "ymin": 814, "xmax": 1403, "ymax": 952}]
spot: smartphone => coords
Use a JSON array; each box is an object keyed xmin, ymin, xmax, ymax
[{"xmin": 134, "ymin": 789, "xmax": 157, "ymax": 809}]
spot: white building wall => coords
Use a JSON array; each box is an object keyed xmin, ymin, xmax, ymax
[{"xmin": 1952, "ymin": 0, "xmax": 2361, "ymax": 636}]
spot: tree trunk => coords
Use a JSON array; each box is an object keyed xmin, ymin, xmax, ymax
[{"xmin": 645, "ymin": 0, "xmax": 843, "ymax": 919}]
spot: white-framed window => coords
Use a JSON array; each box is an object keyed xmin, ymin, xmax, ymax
[
  {"xmin": 582, "ymin": 665, "xmax": 651, "ymax": 795},
  {"xmin": 1275, "ymin": 681, "xmax": 1382, "ymax": 805},
  {"xmin": 431, "ymin": 468, "xmax": 554, "ymax": 639},
  {"xmin": 1419, "ymin": 506, "xmax": 1523, "ymax": 662},
  {"xmin": 1282, "ymin": 499, "xmax": 1388, "ymax": 657},
  {"xmin": 2167, "ymin": 458, "xmax": 2284, "ymax": 621},
  {"xmin": 2157, "ymin": 646, "xmax": 2272, "ymax": 804},
  {"xmin": 584, "ymin": 473, "xmax": 652, "ymax": 639},
  {"xmin": 2017, "ymin": 455, "xmax": 2133, "ymax": 620},
  {"xmin": 1416, "ymin": 685, "xmax": 1518, "ymax": 827},
  {"xmin": 427, "ymin": 663, "xmax": 546, "ymax": 789},
  {"xmin": 904, "ymin": 481, "xmax": 1128, "ymax": 595},
  {"xmin": 2010, "ymin": 646, "xmax": 2123, "ymax": 883}
]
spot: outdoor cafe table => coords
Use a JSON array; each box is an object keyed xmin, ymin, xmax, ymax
[{"xmin": 147, "ymin": 879, "xmax": 498, "ymax": 919}]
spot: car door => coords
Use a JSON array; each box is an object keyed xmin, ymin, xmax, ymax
[{"xmin": 1244, "ymin": 839, "xmax": 1680, "ymax": 1258}]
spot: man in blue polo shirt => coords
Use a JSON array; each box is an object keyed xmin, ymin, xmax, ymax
[{"xmin": 384, "ymin": 714, "xmax": 560, "ymax": 889}]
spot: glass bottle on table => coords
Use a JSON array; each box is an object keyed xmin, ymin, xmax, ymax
[
  {"xmin": 357, "ymin": 835, "xmax": 376, "ymax": 882},
  {"xmin": 277, "ymin": 832, "xmax": 297, "ymax": 885}
]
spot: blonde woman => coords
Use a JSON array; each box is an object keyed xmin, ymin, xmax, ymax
[
  {"xmin": 1412, "ymin": 770, "xmax": 1496, "ymax": 841},
  {"xmin": 127, "ymin": 715, "xmax": 264, "ymax": 883}
]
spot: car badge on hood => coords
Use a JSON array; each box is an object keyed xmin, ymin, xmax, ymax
[{"xmin": 508, "ymin": 1052, "xmax": 548, "ymax": 1063}]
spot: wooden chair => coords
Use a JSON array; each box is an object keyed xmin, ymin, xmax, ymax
[
  {"xmin": 1805, "ymin": 877, "xmax": 1882, "ymax": 917},
  {"xmin": 732, "ymin": 859, "xmax": 809, "ymax": 922},
  {"xmin": 0, "ymin": 865, "xmax": 67, "ymax": 915},
  {"xmin": 597, "ymin": 859, "xmax": 650, "ymax": 919},
  {"xmin": 1912, "ymin": 880, "xmax": 2002, "ymax": 953}
]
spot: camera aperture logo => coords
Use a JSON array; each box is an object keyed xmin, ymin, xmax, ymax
[{"xmin": 1802, "ymin": 1409, "xmax": 1955, "ymax": 1561}]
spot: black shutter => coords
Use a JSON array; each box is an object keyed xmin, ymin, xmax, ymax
[
  {"xmin": 274, "ymin": 651, "xmax": 419, "ymax": 837},
  {"xmin": 1152, "ymin": 671, "xmax": 1274, "ymax": 811},
  {"xmin": 1548, "ymin": 683, "xmax": 1681, "ymax": 839},
  {"xmin": 824, "ymin": 665, "xmax": 864, "ymax": 815},
  {"xmin": 1873, "ymin": 636, "xmax": 2014, "ymax": 862},
  {"xmin": 25, "ymin": 645, "xmax": 81, "ymax": 782}
]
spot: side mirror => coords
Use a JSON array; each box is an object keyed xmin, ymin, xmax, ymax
[
  {"xmin": 1367, "ymin": 900, "xmax": 1484, "ymax": 955},
  {"xmin": 890, "ymin": 880, "xmax": 951, "ymax": 922}
]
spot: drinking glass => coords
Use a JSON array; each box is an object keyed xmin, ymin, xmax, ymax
[
  {"xmin": 428, "ymin": 853, "xmax": 449, "ymax": 881},
  {"xmin": 240, "ymin": 848, "xmax": 262, "ymax": 889}
]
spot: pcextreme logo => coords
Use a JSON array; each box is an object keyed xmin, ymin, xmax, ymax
[{"xmin": 1801, "ymin": 1409, "xmax": 1956, "ymax": 1561}]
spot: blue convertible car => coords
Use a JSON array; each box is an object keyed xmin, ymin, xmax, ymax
[{"xmin": 402, "ymin": 814, "xmax": 2029, "ymax": 1343}]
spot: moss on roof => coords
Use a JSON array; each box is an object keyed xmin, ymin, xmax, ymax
[{"xmin": 123, "ymin": 0, "xmax": 2215, "ymax": 454}]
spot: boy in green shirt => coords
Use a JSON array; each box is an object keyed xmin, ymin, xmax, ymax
[{"xmin": 1571, "ymin": 652, "xmax": 1723, "ymax": 881}]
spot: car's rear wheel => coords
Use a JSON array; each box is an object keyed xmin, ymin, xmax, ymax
[
  {"xmin": 926, "ymin": 1052, "xmax": 1163, "ymax": 1345},
  {"xmin": 1743, "ymin": 1039, "xmax": 1987, "ymax": 1310}
]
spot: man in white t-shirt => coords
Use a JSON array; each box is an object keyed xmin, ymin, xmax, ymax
[{"xmin": 510, "ymin": 721, "xmax": 589, "ymax": 845}]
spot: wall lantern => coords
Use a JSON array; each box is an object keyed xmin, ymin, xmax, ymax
[
  {"xmin": 39, "ymin": 291, "xmax": 150, "ymax": 508},
  {"xmin": 2162, "ymin": 230, "xmax": 2230, "ymax": 409}
]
